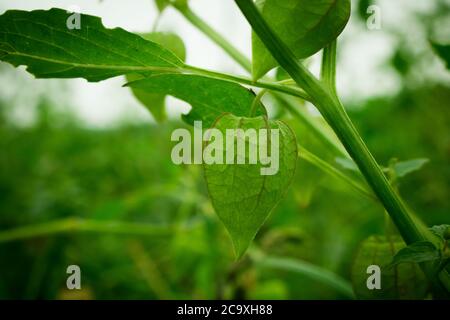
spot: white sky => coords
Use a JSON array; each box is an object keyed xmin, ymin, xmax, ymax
[{"xmin": 0, "ymin": 0, "xmax": 447, "ymax": 127}]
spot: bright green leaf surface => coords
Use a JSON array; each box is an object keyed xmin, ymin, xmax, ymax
[
  {"xmin": 203, "ymin": 114, "xmax": 298, "ymax": 258},
  {"xmin": 126, "ymin": 32, "xmax": 186, "ymax": 122},
  {"xmin": 351, "ymin": 236, "xmax": 428, "ymax": 299},
  {"xmin": 0, "ymin": 9, "xmax": 183, "ymax": 82},
  {"xmin": 252, "ymin": 0, "xmax": 351, "ymax": 79},
  {"xmin": 127, "ymin": 74, "xmax": 263, "ymax": 127}
]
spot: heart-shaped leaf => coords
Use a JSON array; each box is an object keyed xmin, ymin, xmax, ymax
[
  {"xmin": 203, "ymin": 114, "xmax": 298, "ymax": 258},
  {"xmin": 252, "ymin": 0, "xmax": 351, "ymax": 79},
  {"xmin": 126, "ymin": 32, "xmax": 186, "ymax": 122}
]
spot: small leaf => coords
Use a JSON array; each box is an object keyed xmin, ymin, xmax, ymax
[
  {"xmin": 252, "ymin": 0, "xmax": 351, "ymax": 79},
  {"xmin": 430, "ymin": 225, "xmax": 450, "ymax": 240},
  {"xmin": 389, "ymin": 241, "xmax": 440, "ymax": 267},
  {"xmin": 204, "ymin": 114, "xmax": 298, "ymax": 258},
  {"xmin": 335, "ymin": 157, "xmax": 359, "ymax": 172},
  {"xmin": 431, "ymin": 41, "xmax": 450, "ymax": 70},
  {"xmin": 126, "ymin": 32, "xmax": 186, "ymax": 122},
  {"xmin": 126, "ymin": 74, "xmax": 264, "ymax": 127},
  {"xmin": 351, "ymin": 236, "xmax": 429, "ymax": 299},
  {"xmin": 393, "ymin": 158, "xmax": 429, "ymax": 178},
  {"xmin": 0, "ymin": 9, "xmax": 183, "ymax": 82}
]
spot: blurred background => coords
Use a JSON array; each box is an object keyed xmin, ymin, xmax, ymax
[{"xmin": 0, "ymin": 0, "xmax": 449, "ymax": 299}]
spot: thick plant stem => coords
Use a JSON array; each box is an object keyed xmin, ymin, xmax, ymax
[{"xmin": 234, "ymin": 0, "xmax": 450, "ymax": 294}]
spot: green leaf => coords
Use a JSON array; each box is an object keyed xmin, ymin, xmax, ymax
[
  {"xmin": 155, "ymin": 0, "xmax": 170, "ymax": 12},
  {"xmin": 389, "ymin": 241, "xmax": 440, "ymax": 267},
  {"xmin": 430, "ymin": 225, "xmax": 450, "ymax": 241},
  {"xmin": 252, "ymin": 0, "xmax": 351, "ymax": 79},
  {"xmin": 126, "ymin": 32, "xmax": 186, "ymax": 122},
  {"xmin": 203, "ymin": 114, "xmax": 298, "ymax": 258},
  {"xmin": 431, "ymin": 41, "xmax": 450, "ymax": 70},
  {"xmin": 0, "ymin": 9, "xmax": 183, "ymax": 82},
  {"xmin": 351, "ymin": 236, "xmax": 429, "ymax": 299},
  {"xmin": 126, "ymin": 74, "xmax": 264, "ymax": 127},
  {"xmin": 393, "ymin": 158, "xmax": 429, "ymax": 178}
]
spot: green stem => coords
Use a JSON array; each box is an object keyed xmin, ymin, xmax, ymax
[
  {"xmin": 184, "ymin": 64, "xmax": 310, "ymax": 101},
  {"xmin": 235, "ymin": 0, "xmax": 450, "ymax": 294},
  {"xmin": 250, "ymin": 89, "xmax": 268, "ymax": 117},
  {"xmin": 250, "ymin": 249, "xmax": 354, "ymax": 299},
  {"xmin": 321, "ymin": 40, "xmax": 338, "ymax": 99},
  {"xmin": 174, "ymin": 5, "xmax": 252, "ymax": 71},
  {"xmin": 299, "ymin": 147, "xmax": 376, "ymax": 201},
  {"xmin": 0, "ymin": 218, "xmax": 181, "ymax": 243},
  {"xmin": 280, "ymin": 95, "xmax": 348, "ymax": 157}
]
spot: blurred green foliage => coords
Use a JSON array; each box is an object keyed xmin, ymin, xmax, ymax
[{"xmin": 1, "ymin": 80, "xmax": 448, "ymax": 299}]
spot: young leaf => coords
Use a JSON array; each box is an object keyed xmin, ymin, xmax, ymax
[
  {"xmin": 0, "ymin": 9, "xmax": 183, "ymax": 82},
  {"xmin": 351, "ymin": 236, "xmax": 429, "ymax": 299},
  {"xmin": 393, "ymin": 158, "xmax": 429, "ymax": 178},
  {"xmin": 430, "ymin": 41, "xmax": 450, "ymax": 70},
  {"xmin": 430, "ymin": 225, "xmax": 450, "ymax": 241},
  {"xmin": 126, "ymin": 32, "xmax": 186, "ymax": 122},
  {"xmin": 203, "ymin": 114, "xmax": 298, "ymax": 258},
  {"xmin": 126, "ymin": 74, "xmax": 263, "ymax": 127},
  {"xmin": 388, "ymin": 241, "xmax": 440, "ymax": 267},
  {"xmin": 252, "ymin": 0, "xmax": 351, "ymax": 79}
]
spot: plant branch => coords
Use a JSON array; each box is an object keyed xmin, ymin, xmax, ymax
[
  {"xmin": 249, "ymin": 249, "xmax": 355, "ymax": 299},
  {"xmin": 0, "ymin": 218, "xmax": 184, "ymax": 243},
  {"xmin": 184, "ymin": 64, "xmax": 311, "ymax": 101},
  {"xmin": 321, "ymin": 40, "xmax": 338, "ymax": 99},
  {"xmin": 299, "ymin": 147, "xmax": 376, "ymax": 201},
  {"xmin": 234, "ymin": 0, "xmax": 450, "ymax": 294}
]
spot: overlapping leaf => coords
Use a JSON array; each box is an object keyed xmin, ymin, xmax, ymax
[
  {"xmin": 127, "ymin": 74, "xmax": 264, "ymax": 127},
  {"xmin": 126, "ymin": 32, "xmax": 186, "ymax": 122},
  {"xmin": 252, "ymin": 0, "xmax": 351, "ymax": 79}
]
